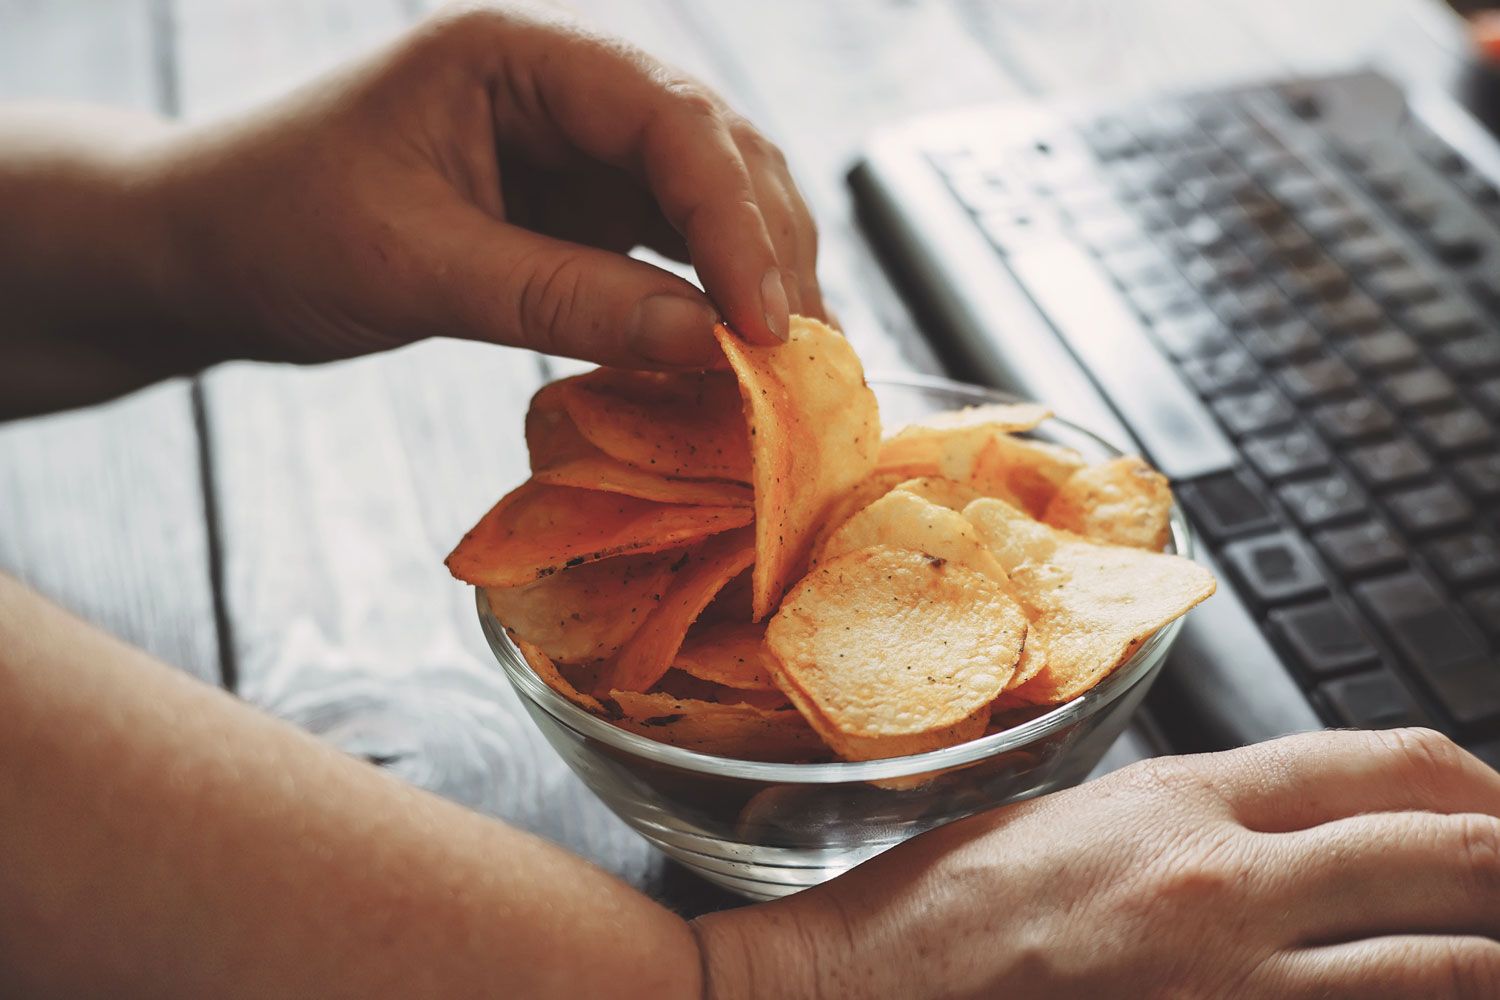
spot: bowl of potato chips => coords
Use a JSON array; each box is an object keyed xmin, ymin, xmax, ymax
[{"xmin": 455, "ymin": 318, "xmax": 1214, "ymax": 899}]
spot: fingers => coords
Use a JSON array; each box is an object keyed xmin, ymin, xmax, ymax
[
  {"xmin": 1254, "ymin": 936, "xmax": 1500, "ymax": 999},
  {"xmin": 424, "ymin": 205, "xmax": 724, "ymax": 369},
  {"xmin": 1198, "ymin": 728, "xmax": 1500, "ymax": 832},
  {"xmin": 455, "ymin": 7, "xmax": 817, "ymax": 345},
  {"xmin": 1264, "ymin": 811, "xmax": 1500, "ymax": 944}
]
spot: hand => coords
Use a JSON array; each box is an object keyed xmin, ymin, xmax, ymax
[
  {"xmin": 698, "ymin": 728, "xmax": 1500, "ymax": 999},
  {"xmin": 143, "ymin": 1, "xmax": 823, "ymax": 369}
]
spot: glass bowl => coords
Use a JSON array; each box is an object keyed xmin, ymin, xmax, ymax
[{"xmin": 476, "ymin": 373, "xmax": 1197, "ymax": 900}]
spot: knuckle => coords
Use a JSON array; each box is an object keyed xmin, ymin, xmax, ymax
[
  {"xmin": 1377, "ymin": 726, "xmax": 1466, "ymax": 784},
  {"xmin": 1455, "ymin": 814, "xmax": 1500, "ymax": 899},
  {"xmin": 1116, "ymin": 755, "xmax": 1221, "ymax": 803},
  {"xmin": 516, "ymin": 251, "xmax": 592, "ymax": 351},
  {"xmin": 663, "ymin": 80, "xmax": 724, "ymax": 123}
]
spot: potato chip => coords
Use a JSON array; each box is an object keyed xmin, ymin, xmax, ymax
[
  {"xmin": 445, "ymin": 482, "xmax": 751, "ymax": 587},
  {"xmin": 514, "ymin": 636, "xmax": 605, "ymax": 714},
  {"xmin": 556, "ymin": 368, "xmax": 751, "ymax": 481},
  {"xmin": 714, "ymin": 317, "xmax": 880, "ymax": 620},
  {"xmin": 673, "ymin": 622, "xmax": 778, "ymax": 690},
  {"xmin": 803, "ymin": 469, "xmax": 914, "ymax": 570},
  {"xmin": 765, "ymin": 545, "xmax": 1027, "ymax": 761},
  {"xmin": 609, "ymin": 689, "xmax": 822, "ymax": 762},
  {"xmin": 1043, "ymin": 455, "xmax": 1173, "ymax": 551},
  {"xmin": 484, "ymin": 548, "xmax": 681, "ymax": 663},
  {"xmin": 604, "ymin": 527, "xmax": 757, "ymax": 692},
  {"xmin": 526, "ymin": 382, "xmax": 753, "ymax": 507},
  {"xmin": 877, "ymin": 402, "xmax": 1051, "ymax": 471},
  {"xmin": 964, "ymin": 433, "xmax": 1086, "ymax": 517},
  {"xmin": 963, "ymin": 497, "xmax": 1215, "ymax": 704},
  {"xmin": 889, "ymin": 476, "xmax": 988, "ymax": 512},
  {"xmin": 810, "ymin": 488, "xmax": 1011, "ymax": 592}
]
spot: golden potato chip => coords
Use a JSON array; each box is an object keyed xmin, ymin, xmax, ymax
[
  {"xmin": 964, "ymin": 433, "xmax": 1086, "ymax": 517},
  {"xmin": 609, "ymin": 689, "xmax": 822, "ymax": 762},
  {"xmin": 515, "ymin": 636, "xmax": 605, "ymax": 714},
  {"xmin": 714, "ymin": 317, "xmax": 880, "ymax": 620},
  {"xmin": 604, "ymin": 527, "xmax": 757, "ymax": 692},
  {"xmin": 484, "ymin": 548, "xmax": 681, "ymax": 663},
  {"xmin": 803, "ymin": 469, "xmax": 914, "ymax": 570},
  {"xmin": 556, "ymin": 368, "xmax": 752, "ymax": 481},
  {"xmin": 765, "ymin": 545, "xmax": 1027, "ymax": 760},
  {"xmin": 445, "ymin": 482, "xmax": 751, "ymax": 587},
  {"xmin": 963, "ymin": 497, "xmax": 1215, "ymax": 704},
  {"xmin": 889, "ymin": 476, "xmax": 988, "ymax": 512},
  {"xmin": 877, "ymin": 402, "xmax": 1051, "ymax": 471},
  {"xmin": 673, "ymin": 622, "xmax": 778, "ymax": 691},
  {"xmin": 810, "ymin": 488, "xmax": 1011, "ymax": 592},
  {"xmin": 1043, "ymin": 455, "xmax": 1174, "ymax": 551},
  {"xmin": 526, "ymin": 382, "xmax": 753, "ymax": 507},
  {"xmin": 774, "ymin": 669, "xmax": 991, "ymax": 763}
]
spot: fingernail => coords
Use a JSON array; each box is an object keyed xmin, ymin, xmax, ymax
[
  {"xmin": 760, "ymin": 268, "xmax": 790, "ymax": 342},
  {"xmin": 627, "ymin": 294, "xmax": 719, "ymax": 366}
]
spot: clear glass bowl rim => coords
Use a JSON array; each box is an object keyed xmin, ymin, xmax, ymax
[{"xmin": 477, "ymin": 371, "xmax": 1195, "ymax": 785}]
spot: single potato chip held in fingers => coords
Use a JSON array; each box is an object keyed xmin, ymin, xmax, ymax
[
  {"xmin": 445, "ymin": 481, "xmax": 751, "ymax": 587},
  {"xmin": 715, "ymin": 316, "xmax": 880, "ymax": 620},
  {"xmin": 1043, "ymin": 455, "xmax": 1173, "ymax": 551},
  {"xmin": 604, "ymin": 527, "xmax": 757, "ymax": 693},
  {"xmin": 963, "ymin": 497, "xmax": 1215, "ymax": 704},
  {"xmin": 555, "ymin": 368, "xmax": 752, "ymax": 481},
  {"xmin": 765, "ymin": 545, "xmax": 1027, "ymax": 761},
  {"xmin": 484, "ymin": 548, "xmax": 682, "ymax": 663}
]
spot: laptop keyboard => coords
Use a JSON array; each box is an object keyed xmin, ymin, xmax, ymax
[{"xmin": 900, "ymin": 78, "xmax": 1500, "ymax": 758}]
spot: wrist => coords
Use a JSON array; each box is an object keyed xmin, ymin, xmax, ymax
[{"xmin": 691, "ymin": 892, "xmax": 844, "ymax": 1000}]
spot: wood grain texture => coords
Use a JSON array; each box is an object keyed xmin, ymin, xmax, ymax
[{"xmin": 0, "ymin": 0, "xmax": 223, "ymax": 683}]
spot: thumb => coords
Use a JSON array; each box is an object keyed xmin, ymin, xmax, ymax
[{"xmin": 427, "ymin": 209, "xmax": 724, "ymax": 369}]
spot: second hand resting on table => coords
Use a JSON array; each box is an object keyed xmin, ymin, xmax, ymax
[{"xmin": 2, "ymin": 4, "xmax": 1499, "ymax": 998}]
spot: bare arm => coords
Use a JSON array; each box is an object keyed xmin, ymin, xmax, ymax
[{"xmin": 0, "ymin": 572, "xmax": 703, "ymax": 999}]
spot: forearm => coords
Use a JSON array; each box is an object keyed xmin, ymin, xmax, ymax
[
  {"xmin": 0, "ymin": 104, "xmax": 213, "ymax": 418},
  {"xmin": 0, "ymin": 573, "xmax": 703, "ymax": 999}
]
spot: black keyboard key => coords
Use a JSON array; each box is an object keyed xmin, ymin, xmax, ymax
[
  {"xmin": 1347, "ymin": 436, "xmax": 1436, "ymax": 490},
  {"xmin": 1274, "ymin": 260, "xmax": 1349, "ymax": 303},
  {"xmin": 1364, "ymin": 263, "xmax": 1442, "ymax": 308},
  {"xmin": 1239, "ymin": 319, "xmax": 1322, "ymax": 364},
  {"xmin": 1242, "ymin": 425, "xmax": 1332, "ymax": 481},
  {"xmin": 1179, "ymin": 344, "xmax": 1262, "ymax": 396},
  {"xmin": 1277, "ymin": 356, "xmax": 1359, "ymax": 403},
  {"xmin": 1298, "ymin": 202, "xmax": 1371, "ymax": 241},
  {"xmin": 1149, "ymin": 311, "xmax": 1231, "ymax": 358},
  {"xmin": 1385, "ymin": 480, "xmax": 1475, "ymax": 536},
  {"xmin": 1279, "ymin": 472, "xmax": 1369, "ymax": 528},
  {"xmin": 1402, "ymin": 297, "xmax": 1482, "ymax": 341},
  {"xmin": 1315, "ymin": 519, "xmax": 1408, "ymax": 578},
  {"xmin": 1437, "ymin": 335, "xmax": 1500, "ymax": 376},
  {"xmin": 1311, "ymin": 397, "xmax": 1396, "ymax": 443},
  {"xmin": 1320, "ymin": 669, "xmax": 1434, "ymax": 729},
  {"xmin": 1421, "ymin": 216, "xmax": 1484, "ymax": 265},
  {"xmin": 1177, "ymin": 468, "xmax": 1278, "ymax": 542},
  {"xmin": 1380, "ymin": 366, "xmax": 1460, "ymax": 412},
  {"xmin": 1333, "ymin": 233, "xmax": 1404, "ymax": 272},
  {"xmin": 1272, "ymin": 600, "xmax": 1380, "ymax": 677},
  {"xmin": 1211, "ymin": 284, "xmax": 1290, "ymax": 330},
  {"xmin": 1468, "ymin": 587, "xmax": 1500, "ymax": 639},
  {"xmin": 1412, "ymin": 407, "xmax": 1497, "ymax": 455},
  {"xmin": 1339, "ymin": 327, "xmax": 1421, "ymax": 373},
  {"xmin": 1453, "ymin": 452, "xmax": 1500, "ymax": 501},
  {"xmin": 1129, "ymin": 281, "xmax": 1202, "ymax": 320},
  {"xmin": 1428, "ymin": 531, "xmax": 1500, "ymax": 588},
  {"xmin": 1213, "ymin": 387, "xmax": 1297, "ymax": 436},
  {"xmin": 1477, "ymin": 377, "xmax": 1500, "ymax": 417},
  {"xmin": 1355, "ymin": 571, "xmax": 1498, "ymax": 727},
  {"xmin": 1223, "ymin": 530, "xmax": 1327, "ymax": 607},
  {"xmin": 1305, "ymin": 291, "xmax": 1383, "ymax": 335}
]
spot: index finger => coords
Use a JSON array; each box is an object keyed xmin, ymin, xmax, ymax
[{"xmin": 464, "ymin": 8, "xmax": 791, "ymax": 346}]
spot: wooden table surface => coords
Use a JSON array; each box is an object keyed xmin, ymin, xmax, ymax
[{"xmin": 0, "ymin": 0, "xmax": 1475, "ymax": 914}]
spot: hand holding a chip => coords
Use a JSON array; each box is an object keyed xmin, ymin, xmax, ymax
[{"xmin": 4, "ymin": 1, "xmax": 825, "ymax": 415}]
